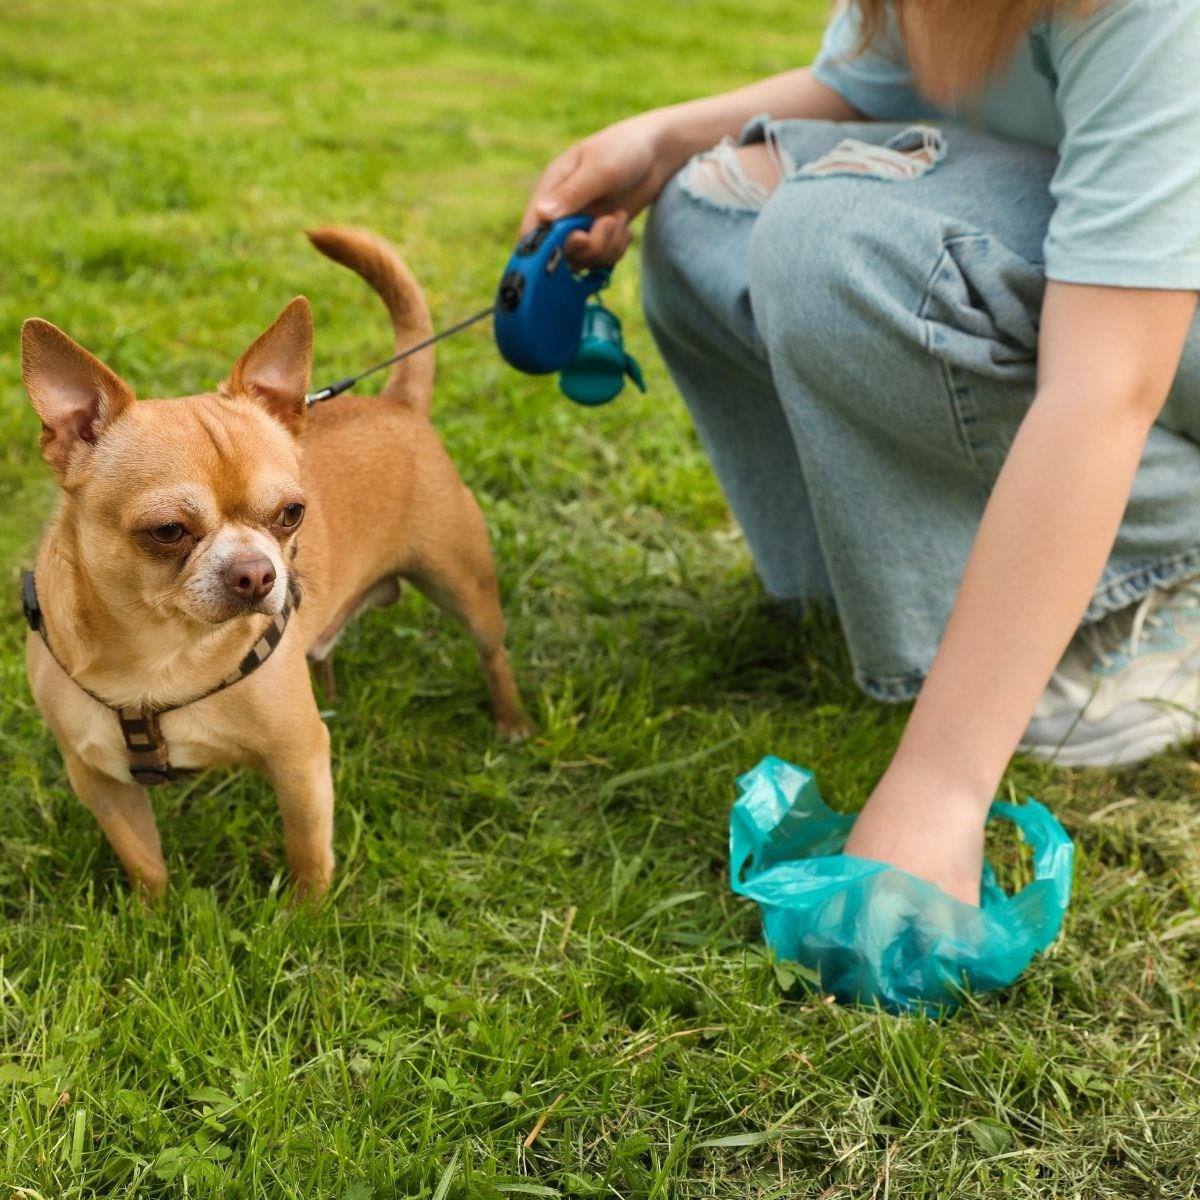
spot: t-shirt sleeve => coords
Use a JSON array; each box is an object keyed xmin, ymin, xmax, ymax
[
  {"xmin": 811, "ymin": 2, "xmax": 941, "ymax": 121},
  {"xmin": 1044, "ymin": 0, "xmax": 1200, "ymax": 289}
]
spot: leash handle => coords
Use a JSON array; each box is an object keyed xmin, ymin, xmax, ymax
[{"xmin": 493, "ymin": 216, "xmax": 609, "ymax": 376}]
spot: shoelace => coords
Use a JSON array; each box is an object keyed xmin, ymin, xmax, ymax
[{"xmin": 1081, "ymin": 582, "xmax": 1200, "ymax": 670}]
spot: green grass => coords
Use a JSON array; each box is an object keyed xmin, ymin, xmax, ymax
[{"xmin": 3, "ymin": 1, "xmax": 1200, "ymax": 1195}]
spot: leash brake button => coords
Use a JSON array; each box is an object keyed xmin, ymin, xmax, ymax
[
  {"xmin": 497, "ymin": 269, "xmax": 525, "ymax": 312},
  {"xmin": 515, "ymin": 224, "xmax": 551, "ymax": 257}
]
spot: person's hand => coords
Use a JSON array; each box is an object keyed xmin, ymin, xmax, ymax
[
  {"xmin": 843, "ymin": 768, "xmax": 988, "ymax": 906},
  {"xmin": 520, "ymin": 111, "xmax": 680, "ymax": 269}
]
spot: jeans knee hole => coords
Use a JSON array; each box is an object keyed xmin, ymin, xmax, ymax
[
  {"xmin": 681, "ymin": 135, "xmax": 796, "ymax": 213},
  {"xmin": 796, "ymin": 124, "xmax": 946, "ymax": 182}
]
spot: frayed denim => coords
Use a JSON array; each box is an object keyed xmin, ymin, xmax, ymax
[{"xmin": 642, "ymin": 116, "xmax": 1200, "ymax": 701}]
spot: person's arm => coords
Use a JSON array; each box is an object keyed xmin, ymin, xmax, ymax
[
  {"xmin": 638, "ymin": 67, "xmax": 862, "ymax": 168},
  {"xmin": 521, "ymin": 68, "xmax": 859, "ymax": 266},
  {"xmin": 845, "ymin": 283, "xmax": 1199, "ymax": 904}
]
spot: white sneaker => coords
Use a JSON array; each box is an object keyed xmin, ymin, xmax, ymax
[{"xmin": 1020, "ymin": 580, "xmax": 1200, "ymax": 767}]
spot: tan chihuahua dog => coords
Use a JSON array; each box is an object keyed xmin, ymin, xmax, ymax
[{"xmin": 23, "ymin": 227, "xmax": 529, "ymax": 899}]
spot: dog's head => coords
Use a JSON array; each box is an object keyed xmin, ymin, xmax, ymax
[{"xmin": 22, "ymin": 298, "xmax": 313, "ymax": 626}]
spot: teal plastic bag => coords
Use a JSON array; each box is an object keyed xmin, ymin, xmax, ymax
[{"xmin": 730, "ymin": 757, "xmax": 1074, "ymax": 1013}]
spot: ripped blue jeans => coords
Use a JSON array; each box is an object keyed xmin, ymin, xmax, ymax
[{"xmin": 641, "ymin": 116, "xmax": 1200, "ymax": 701}]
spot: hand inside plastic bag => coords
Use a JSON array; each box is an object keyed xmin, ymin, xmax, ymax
[
  {"xmin": 730, "ymin": 757, "xmax": 1074, "ymax": 1014},
  {"xmin": 844, "ymin": 780, "xmax": 986, "ymax": 906}
]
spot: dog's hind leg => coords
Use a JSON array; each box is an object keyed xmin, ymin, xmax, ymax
[
  {"xmin": 401, "ymin": 489, "xmax": 530, "ymax": 741},
  {"xmin": 309, "ymin": 577, "xmax": 402, "ymax": 662},
  {"xmin": 64, "ymin": 750, "xmax": 167, "ymax": 898},
  {"xmin": 308, "ymin": 576, "xmax": 403, "ymax": 702},
  {"xmin": 311, "ymin": 655, "xmax": 337, "ymax": 703}
]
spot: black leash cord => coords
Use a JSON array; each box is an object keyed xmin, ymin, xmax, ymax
[{"xmin": 305, "ymin": 304, "xmax": 496, "ymax": 405}]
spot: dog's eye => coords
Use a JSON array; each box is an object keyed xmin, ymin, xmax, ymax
[
  {"xmin": 277, "ymin": 503, "xmax": 305, "ymax": 529},
  {"xmin": 150, "ymin": 523, "xmax": 186, "ymax": 544}
]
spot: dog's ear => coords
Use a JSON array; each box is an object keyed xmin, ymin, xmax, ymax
[
  {"xmin": 21, "ymin": 319, "xmax": 136, "ymax": 477},
  {"xmin": 226, "ymin": 297, "xmax": 312, "ymax": 436}
]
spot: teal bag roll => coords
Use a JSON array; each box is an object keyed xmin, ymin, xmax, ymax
[{"xmin": 730, "ymin": 757, "xmax": 1074, "ymax": 1013}]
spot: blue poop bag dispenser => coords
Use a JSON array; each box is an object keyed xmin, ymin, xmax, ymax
[{"xmin": 494, "ymin": 215, "xmax": 646, "ymax": 405}]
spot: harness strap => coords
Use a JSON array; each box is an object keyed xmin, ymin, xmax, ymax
[
  {"xmin": 22, "ymin": 570, "xmax": 300, "ymax": 787},
  {"xmin": 117, "ymin": 708, "xmax": 177, "ymax": 786}
]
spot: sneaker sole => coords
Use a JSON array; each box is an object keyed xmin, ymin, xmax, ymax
[{"xmin": 1019, "ymin": 709, "xmax": 1198, "ymax": 768}]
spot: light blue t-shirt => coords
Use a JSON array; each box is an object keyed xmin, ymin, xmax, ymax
[{"xmin": 812, "ymin": 0, "xmax": 1200, "ymax": 289}]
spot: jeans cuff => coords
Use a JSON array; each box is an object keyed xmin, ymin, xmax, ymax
[
  {"xmin": 854, "ymin": 546, "xmax": 1200, "ymax": 705},
  {"xmin": 1085, "ymin": 547, "xmax": 1200, "ymax": 623}
]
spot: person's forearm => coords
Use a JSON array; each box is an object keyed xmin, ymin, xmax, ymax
[
  {"xmin": 887, "ymin": 286, "xmax": 1197, "ymax": 806},
  {"xmin": 524, "ymin": 66, "xmax": 861, "ymax": 260},
  {"xmin": 841, "ymin": 286, "xmax": 1195, "ymax": 903},
  {"xmin": 649, "ymin": 69, "xmax": 861, "ymax": 176},
  {"xmin": 840, "ymin": 384, "xmax": 1145, "ymax": 901},
  {"xmin": 887, "ymin": 386, "xmax": 1157, "ymax": 806}
]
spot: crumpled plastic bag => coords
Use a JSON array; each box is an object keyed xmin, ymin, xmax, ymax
[{"xmin": 730, "ymin": 756, "xmax": 1074, "ymax": 1013}]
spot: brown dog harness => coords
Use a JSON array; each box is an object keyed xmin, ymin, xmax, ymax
[{"xmin": 21, "ymin": 571, "xmax": 300, "ymax": 786}]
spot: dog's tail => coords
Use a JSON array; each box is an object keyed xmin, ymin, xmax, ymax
[{"xmin": 305, "ymin": 226, "xmax": 434, "ymax": 413}]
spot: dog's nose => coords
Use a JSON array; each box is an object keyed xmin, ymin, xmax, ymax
[{"xmin": 223, "ymin": 554, "xmax": 276, "ymax": 603}]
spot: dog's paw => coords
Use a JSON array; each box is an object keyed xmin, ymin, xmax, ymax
[
  {"xmin": 494, "ymin": 712, "xmax": 533, "ymax": 743},
  {"xmin": 129, "ymin": 869, "xmax": 169, "ymax": 906},
  {"xmin": 286, "ymin": 850, "xmax": 335, "ymax": 905}
]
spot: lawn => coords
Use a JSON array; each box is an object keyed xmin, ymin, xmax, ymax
[{"xmin": 3, "ymin": 0, "xmax": 1200, "ymax": 1196}]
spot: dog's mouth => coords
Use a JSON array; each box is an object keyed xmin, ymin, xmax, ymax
[
  {"xmin": 223, "ymin": 594, "xmax": 278, "ymax": 619},
  {"xmin": 173, "ymin": 585, "xmax": 285, "ymax": 627}
]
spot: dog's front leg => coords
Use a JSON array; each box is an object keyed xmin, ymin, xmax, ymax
[
  {"xmin": 263, "ymin": 715, "xmax": 335, "ymax": 900},
  {"xmin": 63, "ymin": 750, "xmax": 167, "ymax": 898}
]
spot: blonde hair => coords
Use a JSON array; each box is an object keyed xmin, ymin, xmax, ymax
[{"xmin": 852, "ymin": 0, "xmax": 1099, "ymax": 100}]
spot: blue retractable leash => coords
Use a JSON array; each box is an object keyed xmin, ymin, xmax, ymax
[{"xmin": 307, "ymin": 215, "xmax": 645, "ymax": 407}]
